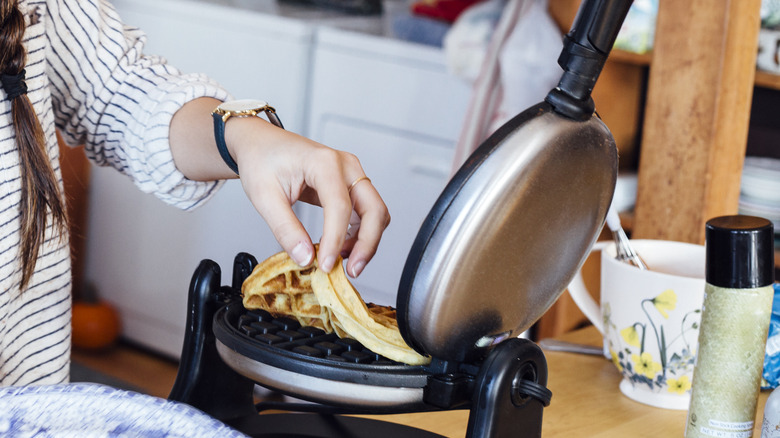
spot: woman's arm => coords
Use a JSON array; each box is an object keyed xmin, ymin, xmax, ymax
[{"xmin": 168, "ymin": 97, "xmax": 390, "ymax": 278}]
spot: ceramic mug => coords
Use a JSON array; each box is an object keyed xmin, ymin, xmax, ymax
[{"xmin": 567, "ymin": 239, "xmax": 706, "ymax": 410}]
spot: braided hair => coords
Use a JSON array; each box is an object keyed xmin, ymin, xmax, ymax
[{"xmin": 1, "ymin": 0, "xmax": 68, "ymax": 291}]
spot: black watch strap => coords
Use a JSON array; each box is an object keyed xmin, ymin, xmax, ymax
[
  {"xmin": 212, "ymin": 106, "xmax": 284, "ymax": 176},
  {"xmin": 212, "ymin": 112, "xmax": 240, "ymax": 175}
]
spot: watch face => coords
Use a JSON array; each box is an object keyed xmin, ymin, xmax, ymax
[{"xmin": 218, "ymin": 99, "xmax": 269, "ymax": 113}]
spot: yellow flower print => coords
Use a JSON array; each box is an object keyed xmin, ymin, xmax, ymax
[
  {"xmin": 667, "ymin": 375, "xmax": 692, "ymax": 394},
  {"xmin": 621, "ymin": 326, "xmax": 641, "ymax": 347},
  {"xmin": 652, "ymin": 289, "xmax": 677, "ymax": 318},
  {"xmin": 631, "ymin": 352, "xmax": 662, "ymax": 379},
  {"xmin": 610, "ymin": 349, "xmax": 623, "ymax": 372}
]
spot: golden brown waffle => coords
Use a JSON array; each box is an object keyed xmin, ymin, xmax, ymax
[
  {"xmin": 241, "ymin": 249, "xmax": 430, "ymax": 365},
  {"xmin": 241, "ymin": 253, "xmax": 331, "ymax": 332}
]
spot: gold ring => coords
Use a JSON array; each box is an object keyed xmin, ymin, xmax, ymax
[{"xmin": 348, "ymin": 176, "xmax": 371, "ymax": 194}]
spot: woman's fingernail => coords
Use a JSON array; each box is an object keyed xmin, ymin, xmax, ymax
[
  {"xmin": 350, "ymin": 260, "xmax": 366, "ymax": 278},
  {"xmin": 320, "ymin": 256, "xmax": 336, "ymax": 273},
  {"xmin": 291, "ymin": 242, "xmax": 313, "ymax": 266}
]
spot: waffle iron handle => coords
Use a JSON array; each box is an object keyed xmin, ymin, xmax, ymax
[
  {"xmin": 466, "ymin": 338, "xmax": 551, "ymax": 438},
  {"xmin": 545, "ymin": 0, "xmax": 634, "ymax": 120},
  {"xmin": 232, "ymin": 252, "xmax": 258, "ymax": 291},
  {"xmin": 168, "ymin": 259, "xmax": 257, "ymax": 422}
]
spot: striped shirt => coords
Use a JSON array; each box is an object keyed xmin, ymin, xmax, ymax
[{"xmin": 0, "ymin": 0, "xmax": 229, "ymax": 387}]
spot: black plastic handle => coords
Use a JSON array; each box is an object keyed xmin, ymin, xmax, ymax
[{"xmin": 546, "ymin": 0, "xmax": 634, "ymax": 120}]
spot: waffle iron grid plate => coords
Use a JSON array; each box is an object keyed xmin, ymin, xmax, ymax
[{"xmin": 213, "ymin": 301, "xmax": 438, "ymax": 411}]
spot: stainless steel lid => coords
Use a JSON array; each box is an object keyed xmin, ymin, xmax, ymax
[{"xmin": 396, "ymin": 102, "xmax": 617, "ymax": 362}]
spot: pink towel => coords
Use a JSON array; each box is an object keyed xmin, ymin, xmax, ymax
[{"xmin": 450, "ymin": 0, "xmax": 561, "ymax": 174}]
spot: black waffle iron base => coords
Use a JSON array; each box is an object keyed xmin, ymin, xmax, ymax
[{"xmin": 168, "ymin": 254, "xmax": 552, "ymax": 438}]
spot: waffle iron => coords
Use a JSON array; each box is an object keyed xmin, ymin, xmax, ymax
[{"xmin": 168, "ymin": 1, "xmax": 632, "ymax": 436}]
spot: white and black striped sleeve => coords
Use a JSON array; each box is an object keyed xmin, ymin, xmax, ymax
[{"xmin": 44, "ymin": 0, "xmax": 231, "ymax": 209}]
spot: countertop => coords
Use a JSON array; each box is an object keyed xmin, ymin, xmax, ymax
[
  {"xmin": 182, "ymin": 0, "xmax": 404, "ymax": 37},
  {"xmin": 353, "ymin": 326, "xmax": 772, "ymax": 437}
]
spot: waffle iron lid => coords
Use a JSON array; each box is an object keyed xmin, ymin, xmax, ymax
[{"xmin": 395, "ymin": 102, "xmax": 617, "ymax": 363}]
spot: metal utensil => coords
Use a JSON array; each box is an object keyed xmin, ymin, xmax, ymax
[
  {"xmin": 538, "ymin": 339, "xmax": 604, "ymax": 356},
  {"xmin": 605, "ymin": 204, "xmax": 647, "ymax": 269}
]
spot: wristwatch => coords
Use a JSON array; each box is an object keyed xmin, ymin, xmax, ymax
[{"xmin": 212, "ymin": 99, "xmax": 284, "ymax": 175}]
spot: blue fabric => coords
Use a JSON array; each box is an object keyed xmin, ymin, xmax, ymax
[
  {"xmin": 0, "ymin": 383, "xmax": 248, "ymax": 437},
  {"xmin": 763, "ymin": 283, "xmax": 780, "ymax": 388},
  {"xmin": 392, "ymin": 14, "xmax": 451, "ymax": 47}
]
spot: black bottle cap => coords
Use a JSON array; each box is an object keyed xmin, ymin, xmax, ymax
[{"xmin": 705, "ymin": 215, "xmax": 775, "ymax": 288}]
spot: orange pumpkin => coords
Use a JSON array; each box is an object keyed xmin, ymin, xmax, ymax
[{"xmin": 71, "ymin": 300, "xmax": 121, "ymax": 349}]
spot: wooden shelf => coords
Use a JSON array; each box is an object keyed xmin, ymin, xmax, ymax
[
  {"xmin": 755, "ymin": 70, "xmax": 780, "ymax": 90},
  {"xmin": 776, "ymin": 248, "xmax": 780, "ymax": 271},
  {"xmin": 609, "ymin": 50, "xmax": 780, "ymax": 92}
]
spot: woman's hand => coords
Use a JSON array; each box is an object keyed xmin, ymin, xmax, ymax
[
  {"xmin": 170, "ymin": 97, "xmax": 390, "ymax": 277},
  {"xmin": 227, "ymin": 116, "xmax": 389, "ymax": 277}
]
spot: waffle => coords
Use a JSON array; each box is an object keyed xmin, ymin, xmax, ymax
[{"xmin": 241, "ymin": 249, "xmax": 430, "ymax": 366}]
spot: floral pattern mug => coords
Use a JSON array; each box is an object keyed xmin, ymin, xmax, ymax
[{"xmin": 567, "ymin": 240, "xmax": 706, "ymax": 410}]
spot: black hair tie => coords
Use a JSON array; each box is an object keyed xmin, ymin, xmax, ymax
[{"xmin": 1, "ymin": 69, "xmax": 28, "ymax": 100}]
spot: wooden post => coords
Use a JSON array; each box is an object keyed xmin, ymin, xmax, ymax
[{"xmin": 632, "ymin": 0, "xmax": 762, "ymax": 244}]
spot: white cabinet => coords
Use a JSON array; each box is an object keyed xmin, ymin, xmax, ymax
[
  {"xmin": 85, "ymin": 0, "xmax": 314, "ymax": 358},
  {"xmin": 110, "ymin": 0, "xmax": 313, "ymax": 132},
  {"xmin": 300, "ymin": 27, "xmax": 471, "ymax": 305}
]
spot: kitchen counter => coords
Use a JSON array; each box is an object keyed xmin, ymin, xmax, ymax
[
  {"xmin": 173, "ymin": 0, "xmax": 401, "ymax": 37},
  {"xmin": 354, "ymin": 326, "xmax": 772, "ymax": 437}
]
